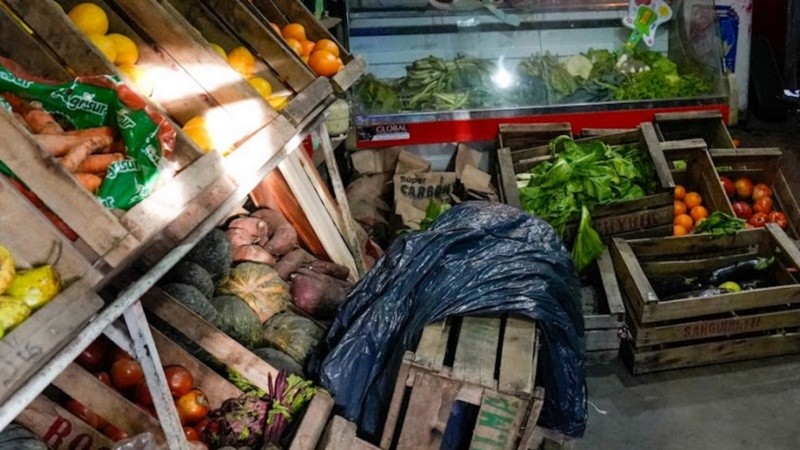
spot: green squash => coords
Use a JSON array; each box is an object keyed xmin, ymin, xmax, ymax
[
  {"xmin": 215, "ymin": 262, "xmax": 290, "ymax": 323},
  {"xmin": 211, "ymin": 295, "xmax": 263, "ymax": 349}
]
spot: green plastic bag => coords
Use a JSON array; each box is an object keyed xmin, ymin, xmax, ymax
[{"xmin": 0, "ymin": 62, "xmax": 175, "ymax": 210}]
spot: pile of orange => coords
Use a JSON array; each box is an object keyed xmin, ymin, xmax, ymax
[
  {"xmin": 673, "ymin": 185, "xmax": 708, "ymax": 236},
  {"xmin": 273, "ymin": 22, "xmax": 344, "ymax": 77}
]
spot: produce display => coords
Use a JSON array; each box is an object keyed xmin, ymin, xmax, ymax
[
  {"xmin": 270, "ymin": 22, "xmax": 345, "ymax": 78},
  {"xmin": 722, "ymin": 176, "xmax": 789, "ymax": 230},
  {"xmin": 355, "ymin": 49, "xmax": 714, "ymax": 113},
  {"xmin": 160, "ymin": 206, "xmax": 353, "ymax": 369},
  {"xmin": 0, "ymin": 245, "xmax": 62, "ymax": 339},
  {"xmin": 71, "ymin": 336, "xmax": 210, "ymax": 444}
]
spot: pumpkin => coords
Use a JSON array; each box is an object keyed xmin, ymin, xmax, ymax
[
  {"xmin": 210, "ymin": 296, "xmax": 262, "ymax": 349},
  {"xmin": 261, "ymin": 311, "xmax": 324, "ymax": 365},
  {"xmin": 162, "ymin": 283, "xmax": 220, "ymax": 327},
  {"xmin": 185, "ymin": 228, "xmax": 232, "ymax": 282},
  {"xmin": 215, "ymin": 262, "xmax": 290, "ymax": 323},
  {"xmin": 252, "ymin": 348, "xmax": 305, "ymax": 377},
  {"xmin": 164, "ymin": 261, "xmax": 215, "ymax": 298}
]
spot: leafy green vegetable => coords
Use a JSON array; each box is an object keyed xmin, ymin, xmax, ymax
[
  {"xmin": 420, "ymin": 200, "xmax": 452, "ymax": 231},
  {"xmin": 227, "ymin": 369, "xmax": 266, "ymax": 397},
  {"xmin": 692, "ymin": 211, "xmax": 745, "ymax": 236},
  {"xmin": 572, "ymin": 206, "xmax": 604, "ymax": 273},
  {"xmin": 354, "ymin": 74, "xmax": 402, "ymax": 113}
]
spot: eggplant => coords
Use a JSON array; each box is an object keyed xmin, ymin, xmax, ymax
[
  {"xmin": 662, "ymin": 287, "xmax": 726, "ymax": 301},
  {"xmin": 703, "ymin": 257, "xmax": 775, "ymax": 286},
  {"xmin": 649, "ymin": 275, "xmax": 704, "ymax": 298},
  {"xmin": 739, "ymin": 278, "xmax": 775, "ymax": 291}
]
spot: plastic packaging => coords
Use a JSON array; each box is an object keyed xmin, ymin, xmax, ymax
[{"xmin": 311, "ymin": 201, "xmax": 587, "ymax": 440}]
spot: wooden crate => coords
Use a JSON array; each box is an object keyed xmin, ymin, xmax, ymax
[
  {"xmin": 16, "ymin": 396, "xmax": 116, "ymax": 450},
  {"xmin": 496, "ymin": 123, "xmax": 675, "ymax": 242},
  {"xmin": 654, "ymin": 111, "xmax": 736, "ymax": 149},
  {"xmin": 315, "ymin": 416, "xmax": 381, "ymax": 450},
  {"xmin": 380, "ymin": 317, "xmax": 546, "ymax": 450},
  {"xmin": 710, "ymin": 147, "xmax": 800, "ymax": 239},
  {"xmin": 661, "ymin": 139, "xmax": 735, "ymax": 217},
  {"xmin": 611, "ymin": 225, "xmax": 800, "ymax": 374},
  {"xmin": 244, "ymin": 0, "xmax": 367, "ymax": 93},
  {"xmin": 0, "ymin": 176, "xmax": 104, "ymax": 404},
  {"xmin": 498, "ymin": 123, "xmax": 572, "ymax": 152},
  {"xmin": 581, "ymin": 250, "xmax": 625, "ymax": 362},
  {"xmin": 0, "ymin": 3, "xmax": 236, "ymax": 269}
]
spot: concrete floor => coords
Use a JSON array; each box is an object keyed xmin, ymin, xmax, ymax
[{"xmin": 582, "ymin": 118, "xmax": 800, "ymax": 450}]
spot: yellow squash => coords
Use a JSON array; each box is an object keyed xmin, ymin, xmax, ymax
[
  {"xmin": 0, "ymin": 296, "xmax": 31, "ymax": 333},
  {"xmin": 7, "ymin": 266, "xmax": 61, "ymax": 310},
  {"xmin": 0, "ymin": 245, "xmax": 15, "ymax": 295}
]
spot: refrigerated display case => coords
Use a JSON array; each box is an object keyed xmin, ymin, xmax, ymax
[{"xmin": 346, "ymin": 0, "xmax": 729, "ymax": 148}]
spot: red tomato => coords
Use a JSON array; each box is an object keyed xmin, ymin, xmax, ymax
[
  {"xmin": 76, "ymin": 339, "xmax": 109, "ymax": 372},
  {"xmin": 111, "ymin": 359, "xmax": 144, "ymax": 390},
  {"xmin": 752, "ymin": 183, "xmax": 773, "ymax": 201},
  {"xmin": 95, "ymin": 372, "xmax": 112, "ymax": 387},
  {"xmin": 102, "ymin": 424, "xmax": 130, "ymax": 442},
  {"xmin": 731, "ymin": 201, "xmax": 753, "ymax": 220},
  {"xmin": 753, "ymin": 197, "xmax": 774, "ymax": 214},
  {"xmin": 194, "ymin": 417, "xmax": 210, "ymax": 436},
  {"xmin": 176, "ymin": 389, "xmax": 210, "ymax": 425},
  {"xmin": 768, "ymin": 211, "xmax": 788, "ymax": 229},
  {"xmin": 719, "ymin": 176, "xmax": 735, "ymax": 197},
  {"xmin": 66, "ymin": 399, "xmax": 101, "ymax": 429},
  {"xmin": 134, "ymin": 380, "xmax": 153, "ymax": 407},
  {"xmin": 734, "ymin": 177, "xmax": 754, "ymax": 199},
  {"xmin": 110, "ymin": 347, "xmax": 134, "ymax": 363},
  {"xmin": 164, "ymin": 365, "xmax": 194, "ymax": 398},
  {"xmin": 748, "ymin": 212, "xmax": 768, "ymax": 228},
  {"xmin": 183, "ymin": 426, "xmax": 200, "ymax": 441}
]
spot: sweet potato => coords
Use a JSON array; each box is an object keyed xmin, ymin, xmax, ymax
[
  {"xmin": 61, "ymin": 135, "xmax": 115, "ymax": 171},
  {"xmin": 228, "ymin": 217, "xmax": 269, "ymax": 246},
  {"xmin": 251, "ymin": 208, "xmax": 297, "ymax": 256},
  {"xmin": 232, "ymin": 245, "xmax": 276, "ymax": 266},
  {"xmin": 307, "ymin": 260, "xmax": 350, "ymax": 280},
  {"xmin": 25, "ymin": 109, "xmax": 64, "ymax": 135},
  {"xmin": 296, "ymin": 268, "xmax": 353, "ymax": 290},
  {"xmin": 74, "ymin": 153, "xmax": 124, "ymax": 174},
  {"xmin": 290, "ymin": 270, "xmax": 351, "ymax": 319},
  {"xmin": 274, "ymin": 249, "xmax": 316, "ymax": 281}
]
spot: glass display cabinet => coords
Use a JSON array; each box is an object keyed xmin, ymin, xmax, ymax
[{"xmin": 345, "ymin": 0, "xmax": 728, "ymax": 148}]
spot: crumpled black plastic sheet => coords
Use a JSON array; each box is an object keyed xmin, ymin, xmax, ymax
[{"xmin": 311, "ymin": 201, "xmax": 587, "ymax": 441}]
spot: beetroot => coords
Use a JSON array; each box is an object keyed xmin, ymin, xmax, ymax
[
  {"xmin": 202, "ymin": 394, "xmax": 270, "ymax": 448},
  {"xmin": 290, "ymin": 269, "xmax": 353, "ymax": 319},
  {"xmin": 274, "ymin": 249, "xmax": 315, "ymax": 281}
]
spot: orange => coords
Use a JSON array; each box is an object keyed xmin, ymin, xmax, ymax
[
  {"xmin": 683, "ymin": 192, "xmax": 703, "ymax": 209},
  {"xmin": 106, "ymin": 33, "xmax": 139, "ymax": 65},
  {"xmin": 117, "ymin": 64, "xmax": 154, "ymax": 96},
  {"xmin": 335, "ymin": 57, "xmax": 344, "ymax": 71},
  {"xmin": 228, "ymin": 46, "xmax": 256, "ymax": 77},
  {"xmin": 674, "ymin": 214, "xmax": 693, "ymax": 230},
  {"xmin": 284, "ymin": 38, "xmax": 303, "ymax": 55},
  {"xmin": 301, "ymin": 55, "xmax": 309, "ymax": 64},
  {"xmin": 281, "ymin": 23, "xmax": 306, "ymax": 42},
  {"xmin": 313, "ymin": 39, "xmax": 339, "ymax": 57},
  {"xmin": 300, "ymin": 40, "xmax": 316, "ymax": 57},
  {"xmin": 674, "ymin": 185, "xmax": 686, "ymax": 200},
  {"xmin": 308, "ymin": 50, "xmax": 340, "ymax": 77},
  {"xmin": 209, "ymin": 43, "xmax": 228, "ymax": 61},
  {"xmin": 673, "ymin": 200, "xmax": 686, "ymax": 217},
  {"xmin": 182, "ymin": 116, "xmax": 212, "ymax": 153},
  {"xmin": 87, "ymin": 34, "xmax": 117, "ymax": 63},
  {"xmin": 673, "ymin": 224, "xmax": 689, "ymax": 236},
  {"xmin": 68, "ymin": 3, "xmax": 109, "ymax": 36},
  {"xmin": 690, "ymin": 205, "xmax": 708, "ymax": 222},
  {"xmin": 247, "ymin": 76, "xmax": 273, "ymax": 100}
]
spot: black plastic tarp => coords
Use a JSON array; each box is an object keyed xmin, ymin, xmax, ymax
[{"xmin": 311, "ymin": 201, "xmax": 587, "ymax": 441}]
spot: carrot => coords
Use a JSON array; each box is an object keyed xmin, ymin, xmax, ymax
[
  {"xmin": 74, "ymin": 153, "xmax": 124, "ymax": 174},
  {"xmin": 25, "ymin": 109, "xmax": 64, "ymax": 135},
  {"xmin": 64, "ymin": 126, "xmax": 116, "ymax": 140},
  {"xmin": 61, "ymin": 135, "xmax": 115, "ymax": 172},
  {"xmin": 74, "ymin": 172, "xmax": 103, "ymax": 194}
]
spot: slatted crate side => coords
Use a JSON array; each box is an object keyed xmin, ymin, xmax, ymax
[
  {"xmin": 660, "ymin": 139, "xmax": 734, "ymax": 217},
  {"xmin": 581, "ymin": 250, "xmax": 625, "ymax": 355},
  {"xmin": 653, "ymin": 110, "xmax": 735, "ymax": 149},
  {"xmin": 244, "ymin": 0, "xmax": 367, "ymax": 92},
  {"xmin": 497, "ymin": 122, "xmax": 572, "ymax": 151},
  {"xmin": 611, "ymin": 225, "xmax": 800, "ymax": 325},
  {"xmin": 0, "ymin": 176, "xmax": 105, "ymax": 404},
  {"xmin": 710, "ymin": 148, "xmax": 800, "ymax": 239},
  {"xmin": 497, "ymin": 124, "xmax": 674, "ymax": 242},
  {"xmin": 16, "ymin": 396, "xmax": 116, "ymax": 450}
]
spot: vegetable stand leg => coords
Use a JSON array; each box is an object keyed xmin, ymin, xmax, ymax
[
  {"xmin": 121, "ymin": 301, "xmax": 190, "ymax": 450},
  {"xmin": 314, "ymin": 122, "xmax": 367, "ymax": 277}
]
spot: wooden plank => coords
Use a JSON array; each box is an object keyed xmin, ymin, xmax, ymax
[
  {"xmin": 768, "ymin": 223, "xmax": 800, "ymax": 269},
  {"xmin": 497, "ymin": 147, "xmax": 521, "ymax": 209},
  {"xmin": 0, "ymin": 5, "xmax": 68, "ymax": 79},
  {"xmin": 248, "ymin": 0, "xmax": 289, "ymax": 26},
  {"xmin": 396, "ymin": 372, "xmax": 459, "ymax": 450},
  {"xmin": 609, "ymin": 238, "xmax": 658, "ymax": 322},
  {"xmin": 289, "ymin": 390, "xmax": 335, "ymax": 450},
  {"xmin": 626, "ymin": 228, "xmax": 764, "ymax": 258},
  {"xmin": 651, "ymin": 285, "xmax": 800, "ymax": 323},
  {"xmin": 52, "ymin": 363, "xmax": 165, "ymax": 443},
  {"xmin": 596, "ymin": 249, "xmax": 625, "ymax": 316},
  {"xmin": 453, "ymin": 317, "xmax": 500, "ymax": 388},
  {"xmin": 580, "ymin": 128, "xmax": 636, "ymax": 137},
  {"xmin": 631, "ymin": 308, "xmax": 800, "ymax": 347},
  {"xmin": 469, "ymin": 392, "xmax": 527, "ymax": 450},
  {"xmin": 498, "ymin": 318, "xmax": 535, "ymax": 397},
  {"xmin": 659, "ymin": 138, "xmax": 707, "ymax": 152},
  {"xmin": 141, "ymin": 289, "xmax": 280, "ymax": 391},
  {"xmin": 585, "ymin": 329, "xmax": 620, "ymax": 352},
  {"xmin": 640, "ymin": 252, "xmax": 755, "ymax": 277},
  {"xmin": 379, "ymin": 355, "xmax": 413, "ymax": 449},
  {"xmin": 655, "ymin": 110, "xmax": 723, "ymax": 122},
  {"xmin": 149, "ymin": 328, "xmax": 241, "ymax": 408},
  {"xmin": 590, "ymin": 192, "xmax": 673, "ymax": 218},
  {"xmin": 641, "ymin": 122, "xmax": 675, "ymax": 190},
  {"xmin": 17, "ymin": 396, "xmax": 115, "ymax": 450},
  {"xmin": 520, "ymin": 387, "xmax": 546, "ymax": 450},
  {"xmin": 414, "ymin": 322, "xmax": 448, "ymax": 370},
  {"xmin": 774, "ymin": 170, "xmax": 800, "ymax": 238},
  {"xmin": 628, "ymin": 331, "xmax": 800, "ymax": 375},
  {"xmin": 331, "ymin": 55, "xmax": 368, "ymax": 92},
  {"xmin": 498, "ymin": 123, "xmax": 571, "ymax": 150}
]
